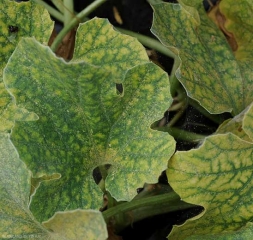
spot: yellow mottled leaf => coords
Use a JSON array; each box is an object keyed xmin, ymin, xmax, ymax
[
  {"xmin": 167, "ymin": 132, "xmax": 253, "ymax": 239},
  {"xmin": 151, "ymin": 0, "xmax": 253, "ymax": 115},
  {"xmin": 4, "ymin": 37, "xmax": 175, "ymax": 222},
  {"xmin": 43, "ymin": 210, "xmax": 108, "ymax": 240},
  {"xmin": 0, "ymin": 0, "xmax": 53, "ymax": 132},
  {"xmin": 216, "ymin": 102, "xmax": 253, "ymax": 142},
  {"xmin": 73, "ymin": 18, "xmax": 149, "ymax": 80}
]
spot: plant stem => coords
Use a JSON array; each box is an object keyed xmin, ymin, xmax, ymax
[
  {"xmin": 99, "ymin": 165, "xmax": 108, "ymax": 182},
  {"xmin": 188, "ymin": 98, "xmax": 223, "ymax": 124},
  {"xmin": 103, "ymin": 191, "xmax": 194, "ymax": 233},
  {"xmin": 51, "ymin": 0, "xmax": 65, "ymax": 13},
  {"xmin": 116, "ymin": 27, "xmax": 176, "ymax": 60},
  {"xmin": 97, "ymin": 165, "xmax": 116, "ymax": 208},
  {"xmin": 168, "ymin": 107, "xmax": 187, "ymax": 128},
  {"xmin": 50, "ymin": 0, "xmax": 107, "ymax": 52},
  {"xmin": 98, "ymin": 178, "xmax": 105, "ymax": 192},
  {"xmin": 154, "ymin": 126, "xmax": 207, "ymax": 142},
  {"xmin": 169, "ymin": 57, "xmax": 181, "ymax": 97},
  {"xmin": 63, "ymin": 0, "xmax": 74, "ymax": 26},
  {"xmin": 33, "ymin": 0, "xmax": 64, "ymax": 22}
]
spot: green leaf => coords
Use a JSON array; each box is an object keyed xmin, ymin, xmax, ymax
[
  {"xmin": 167, "ymin": 132, "xmax": 253, "ymax": 239},
  {"xmin": 150, "ymin": 0, "xmax": 253, "ymax": 115},
  {"xmin": 0, "ymin": 133, "xmax": 49, "ymax": 239},
  {"xmin": 73, "ymin": 18, "xmax": 149, "ymax": 80},
  {"xmin": 216, "ymin": 102, "xmax": 253, "ymax": 142},
  {"xmin": 0, "ymin": 124, "xmax": 107, "ymax": 239},
  {"xmin": 43, "ymin": 210, "xmax": 108, "ymax": 240},
  {"xmin": 186, "ymin": 222, "xmax": 253, "ymax": 240},
  {"xmin": 4, "ymin": 37, "xmax": 174, "ymax": 221},
  {"xmin": 0, "ymin": 0, "xmax": 54, "ymax": 132}
]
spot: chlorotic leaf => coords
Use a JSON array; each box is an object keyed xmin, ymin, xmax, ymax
[
  {"xmin": 0, "ymin": 104, "xmax": 39, "ymax": 133},
  {"xmin": 0, "ymin": 0, "xmax": 53, "ymax": 75},
  {"xmin": 42, "ymin": 210, "xmax": 108, "ymax": 240},
  {"xmin": 3, "ymin": 37, "xmax": 174, "ymax": 221},
  {"xmin": 216, "ymin": 102, "xmax": 253, "ymax": 142},
  {"xmin": 243, "ymin": 103, "xmax": 253, "ymax": 141},
  {"xmin": 186, "ymin": 222, "xmax": 253, "ymax": 240},
  {"xmin": 73, "ymin": 18, "xmax": 149, "ymax": 80},
  {"xmin": 0, "ymin": 0, "xmax": 54, "ymax": 132},
  {"xmin": 0, "ymin": 135, "xmax": 107, "ymax": 239},
  {"xmin": 219, "ymin": 0, "xmax": 253, "ymax": 64},
  {"xmin": 167, "ymin": 133, "xmax": 253, "ymax": 239},
  {"xmin": 0, "ymin": 133, "xmax": 49, "ymax": 239},
  {"xmin": 151, "ymin": 1, "xmax": 253, "ymax": 115},
  {"xmin": 210, "ymin": 0, "xmax": 253, "ymax": 115}
]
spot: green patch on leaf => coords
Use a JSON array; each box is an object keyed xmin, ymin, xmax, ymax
[
  {"xmin": 150, "ymin": 0, "xmax": 253, "ymax": 115},
  {"xmin": 3, "ymin": 37, "xmax": 174, "ymax": 222},
  {"xmin": 167, "ymin": 131, "xmax": 253, "ymax": 239},
  {"xmin": 73, "ymin": 18, "xmax": 149, "ymax": 80}
]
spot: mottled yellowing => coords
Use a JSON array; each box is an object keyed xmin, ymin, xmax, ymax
[
  {"xmin": 168, "ymin": 132, "xmax": 253, "ymax": 239},
  {"xmin": 3, "ymin": 18, "xmax": 174, "ymax": 231},
  {"xmin": 0, "ymin": 134, "xmax": 49, "ymax": 237},
  {"xmin": 152, "ymin": 1, "xmax": 253, "ymax": 115},
  {"xmin": 73, "ymin": 18, "xmax": 148, "ymax": 80}
]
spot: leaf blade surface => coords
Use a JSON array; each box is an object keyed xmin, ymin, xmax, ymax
[
  {"xmin": 4, "ymin": 37, "xmax": 175, "ymax": 221},
  {"xmin": 0, "ymin": 0, "xmax": 54, "ymax": 132},
  {"xmin": 151, "ymin": 1, "xmax": 253, "ymax": 115},
  {"xmin": 167, "ymin": 131, "xmax": 253, "ymax": 239}
]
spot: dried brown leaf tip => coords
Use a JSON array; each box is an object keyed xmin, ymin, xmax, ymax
[{"xmin": 208, "ymin": 3, "xmax": 238, "ymax": 51}]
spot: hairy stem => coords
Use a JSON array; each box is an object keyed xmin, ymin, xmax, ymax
[
  {"xmin": 63, "ymin": 0, "xmax": 74, "ymax": 26},
  {"xmin": 169, "ymin": 57, "xmax": 181, "ymax": 97},
  {"xmin": 51, "ymin": 0, "xmax": 65, "ymax": 13},
  {"xmin": 50, "ymin": 0, "xmax": 107, "ymax": 52},
  {"xmin": 103, "ymin": 191, "xmax": 194, "ymax": 233},
  {"xmin": 188, "ymin": 98, "xmax": 224, "ymax": 124},
  {"xmin": 154, "ymin": 126, "xmax": 207, "ymax": 142},
  {"xmin": 33, "ymin": 0, "xmax": 64, "ymax": 22}
]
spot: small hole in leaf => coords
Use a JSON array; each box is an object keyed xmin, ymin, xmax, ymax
[
  {"xmin": 116, "ymin": 83, "xmax": 123, "ymax": 95},
  {"xmin": 136, "ymin": 188, "xmax": 144, "ymax": 194},
  {"xmin": 8, "ymin": 25, "xmax": 19, "ymax": 33},
  {"xmin": 92, "ymin": 164, "xmax": 111, "ymax": 185}
]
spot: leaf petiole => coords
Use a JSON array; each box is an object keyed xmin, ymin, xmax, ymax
[
  {"xmin": 154, "ymin": 126, "xmax": 207, "ymax": 142},
  {"xmin": 63, "ymin": 0, "xmax": 74, "ymax": 26},
  {"xmin": 102, "ymin": 190, "xmax": 195, "ymax": 233},
  {"xmin": 33, "ymin": 0, "xmax": 64, "ymax": 22},
  {"xmin": 50, "ymin": 0, "xmax": 107, "ymax": 52}
]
